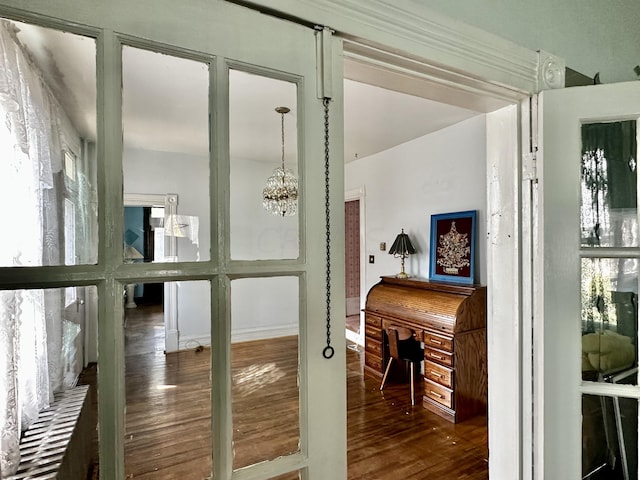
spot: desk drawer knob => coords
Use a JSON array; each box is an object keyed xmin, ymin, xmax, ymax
[
  {"xmin": 430, "ymin": 338, "xmax": 442, "ymax": 345},
  {"xmin": 430, "ymin": 371, "xmax": 443, "ymax": 378},
  {"xmin": 430, "ymin": 390, "xmax": 445, "ymax": 399},
  {"xmin": 431, "ymin": 353, "xmax": 443, "ymax": 360}
]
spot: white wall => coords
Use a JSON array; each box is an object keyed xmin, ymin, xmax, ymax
[
  {"xmin": 230, "ymin": 157, "xmax": 298, "ymax": 260},
  {"xmin": 419, "ymin": 0, "xmax": 640, "ymax": 84},
  {"xmin": 230, "ymin": 276, "xmax": 298, "ymax": 342},
  {"xmin": 345, "ymin": 115, "xmax": 487, "ymax": 294}
]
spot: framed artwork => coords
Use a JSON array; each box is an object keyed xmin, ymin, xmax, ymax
[{"xmin": 429, "ymin": 210, "xmax": 476, "ymax": 284}]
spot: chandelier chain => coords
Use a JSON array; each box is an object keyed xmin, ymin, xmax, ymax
[
  {"xmin": 322, "ymin": 97, "xmax": 334, "ymax": 360},
  {"xmin": 280, "ymin": 110, "xmax": 285, "ymax": 170}
]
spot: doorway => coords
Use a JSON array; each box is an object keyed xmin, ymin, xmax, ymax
[
  {"xmin": 124, "ymin": 193, "xmax": 178, "ymax": 353},
  {"xmin": 345, "ymin": 191, "xmax": 365, "ymax": 347},
  {"xmin": 124, "ymin": 205, "xmax": 164, "ymax": 305},
  {"xmin": 342, "ymin": 40, "xmax": 525, "ymax": 479}
]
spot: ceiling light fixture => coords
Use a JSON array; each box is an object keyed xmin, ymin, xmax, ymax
[{"xmin": 262, "ymin": 106, "xmax": 298, "ymax": 217}]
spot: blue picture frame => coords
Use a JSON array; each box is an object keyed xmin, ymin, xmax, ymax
[{"xmin": 429, "ymin": 210, "xmax": 476, "ymax": 284}]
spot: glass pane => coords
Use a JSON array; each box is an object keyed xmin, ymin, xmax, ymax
[
  {"xmin": 229, "ymin": 70, "xmax": 299, "ymax": 260},
  {"xmin": 581, "ymin": 120, "xmax": 638, "ymax": 247},
  {"xmin": 231, "ymin": 276, "xmax": 300, "ymax": 469},
  {"xmin": 581, "ymin": 258, "xmax": 638, "ymax": 383},
  {"xmin": 583, "ymin": 394, "xmax": 638, "ymax": 480},
  {"xmin": 122, "ymin": 47, "xmax": 210, "ymax": 263},
  {"xmin": 0, "ymin": 19, "xmax": 98, "ymax": 266},
  {"xmin": 124, "ymin": 280, "xmax": 212, "ymax": 478},
  {"xmin": 0, "ymin": 286, "xmax": 99, "ymax": 477}
]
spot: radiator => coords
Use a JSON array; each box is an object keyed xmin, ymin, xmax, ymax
[{"xmin": 8, "ymin": 385, "xmax": 94, "ymax": 480}]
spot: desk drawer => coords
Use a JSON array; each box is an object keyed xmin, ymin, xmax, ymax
[
  {"xmin": 365, "ymin": 352, "xmax": 383, "ymax": 372},
  {"xmin": 364, "ymin": 315, "xmax": 382, "ymax": 340},
  {"xmin": 365, "ymin": 314, "xmax": 381, "ymax": 329},
  {"xmin": 424, "ymin": 360, "xmax": 453, "ymax": 389},
  {"xmin": 365, "ymin": 324, "xmax": 382, "ymax": 340},
  {"xmin": 424, "ymin": 347, "xmax": 453, "ymax": 367},
  {"xmin": 424, "ymin": 378, "xmax": 453, "ymax": 409},
  {"xmin": 365, "ymin": 337, "xmax": 382, "ymax": 357},
  {"xmin": 423, "ymin": 331, "xmax": 453, "ymax": 352}
]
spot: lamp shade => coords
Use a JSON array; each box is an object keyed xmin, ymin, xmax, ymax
[
  {"xmin": 389, "ymin": 229, "xmax": 415, "ymax": 278},
  {"xmin": 388, "ymin": 229, "xmax": 416, "ymax": 257}
]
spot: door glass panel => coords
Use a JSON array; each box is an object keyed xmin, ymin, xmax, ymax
[
  {"xmin": 0, "ymin": 286, "xmax": 99, "ymax": 477},
  {"xmin": 230, "ymin": 276, "xmax": 300, "ymax": 469},
  {"xmin": 124, "ymin": 280, "xmax": 212, "ymax": 478},
  {"xmin": 581, "ymin": 121, "xmax": 637, "ymax": 247},
  {"xmin": 583, "ymin": 394, "xmax": 638, "ymax": 480},
  {"xmin": 0, "ymin": 19, "xmax": 98, "ymax": 267},
  {"xmin": 122, "ymin": 47, "xmax": 210, "ymax": 263},
  {"xmin": 229, "ymin": 69, "xmax": 299, "ymax": 260},
  {"xmin": 580, "ymin": 118, "xmax": 640, "ymax": 476},
  {"xmin": 581, "ymin": 258, "xmax": 638, "ymax": 383}
]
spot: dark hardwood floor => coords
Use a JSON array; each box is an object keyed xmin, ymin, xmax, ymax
[{"xmin": 89, "ymin": 304, "xmax": 488, "ymax": 479}]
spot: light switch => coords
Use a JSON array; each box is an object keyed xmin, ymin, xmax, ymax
[
  {"xmin": 379, "ymin": 242, "xmax": 386, "ymax": 251},
  {"xmin": 369, "ymin": 255, "xmax": 375, "ymax": 264}
]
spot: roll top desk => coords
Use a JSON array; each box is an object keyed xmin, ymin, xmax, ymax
[{"xmin": 364, "ymin": 276, "xmax": 487, "ymax": 423}]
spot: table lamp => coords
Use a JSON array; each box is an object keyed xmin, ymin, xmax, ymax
[{"xmin": 388, "ymin": 229, "xmax": 416, "ymax": 278}]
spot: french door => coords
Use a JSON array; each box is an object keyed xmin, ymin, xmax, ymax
[
  {"xmin": 538, "ymin": 81, "xmax": 640, "ymax": 479},
  {"xmin": 0, "ymin": 1, "xmax": 345, "ymax": 479}
]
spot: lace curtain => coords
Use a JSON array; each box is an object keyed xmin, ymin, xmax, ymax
[
  {"xmin": 0, "ymin": 21, "xmax": 67, "ymax": 476},
  {"xmin": 581, "ymin": 121, "xmax": 637, "ymax": 247}
]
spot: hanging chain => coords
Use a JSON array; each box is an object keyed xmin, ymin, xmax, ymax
[
  {"xmin": 322, "ymin": 97, "xmax": 334, "ymax": 360},
  {"xmin": 280, "ymin": 109, "xmax": 285, "ymax": 170}
]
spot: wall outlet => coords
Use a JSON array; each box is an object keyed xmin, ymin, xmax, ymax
[{"xmin": 379, "ymin": 242, "xmax": 386, "ymax": 251}]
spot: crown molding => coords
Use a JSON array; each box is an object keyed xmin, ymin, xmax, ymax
[{"xmin": 243, "ymin": 0, "xmax": 543, "ymax": 95}]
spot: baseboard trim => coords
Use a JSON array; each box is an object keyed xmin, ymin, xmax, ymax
[{"xmin": 177, "ymin": 325, "xmax": 299, "ymax": 351}]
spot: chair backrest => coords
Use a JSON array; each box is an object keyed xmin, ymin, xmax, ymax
[
  {"xmin": 387, "ymin": 327, "xmax": 400, "ymax": 360},
  {"xmin": 386, "ymin": 326, "xmax": 413, "ymax": 360}
]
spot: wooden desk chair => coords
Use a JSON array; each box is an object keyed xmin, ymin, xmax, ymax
[{"xmin": 380, "ymin": 325, "xmax": 424, "ymax": 405}]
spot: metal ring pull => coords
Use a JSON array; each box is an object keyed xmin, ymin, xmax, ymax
[{"xmin": 323, "ymin": 345, "xmax": 335, "ymax": 359}]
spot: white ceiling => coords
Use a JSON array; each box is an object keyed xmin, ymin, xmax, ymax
[{"xmin": 13, "ymin": 20, "xmax": 481, "ymax": 163}]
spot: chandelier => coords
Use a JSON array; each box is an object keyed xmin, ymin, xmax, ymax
[{"xmin": 262, "ymin": 106, "xmax": 298, "ymax": 217}]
